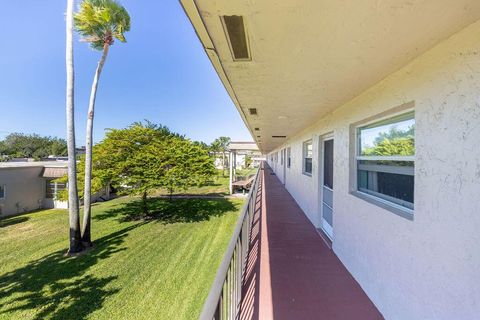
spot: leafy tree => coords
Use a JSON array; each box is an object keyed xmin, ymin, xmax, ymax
[
  {"xmin": 363, "ymin": 125, "xmax": 415, "ymax": 168},
  {"xmin": 364, "ymin": 138, "xmax": 414, "ymax": 157},
  {"xmin": 162, "ymin": 138, "xmax": 216, "ymax": 198},
  {"xmin": 65, "ymin": 0, "xmax": 82, "ymax": 254},
  {"xmin": 56, "ymin": 154, "xmax": 109, "ymax": 202},
  {"xmin": 58, "ymin": 122, "xmax": 215, "ymax": 218},
  {"xmin": 0, "ymin": 133, "xmax": 67, "ymax": 160},
  {"xmin": 364, "ymin": 125, "xmax": 415, "ymax": 157},
  {"xmin": 74, "ymin": 0, "xmax": 131, "ymax": 246},
  {"xmin": 373, "ymin": 125, "xmax": 414, "ymax": 146},
  {"xmin": 245, "ymin": 154, "xmax": 253, "ymax": 168},
  {"xmin": 210, "ymin": 140, "xmax": 221, "ymax": 157}
]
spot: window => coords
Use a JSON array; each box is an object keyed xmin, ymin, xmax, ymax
[
  {"xmin": 323, "ymin": 139, "xmax": 334, "ymax": 189},
  {"xmin": 303, "ymin": 140, "xmax": 313, "ymax": 175},
  {"xmin": 46, "ymin": 180, "xmax": 55, "ymax": 198},
  {"xmin": 356, "ymin": 111, "xmax": 415, "ymax": 213},
  {"xmin": 287, "ymin": 147, "xmax": 291, "ymax": 168},
  {"xmin": 46, "ymin": 180, "xmax": 66, "ymax": 199},
  {"xmin": 0, "ymin": 185, "xmax": 5, "ymax": 199}
]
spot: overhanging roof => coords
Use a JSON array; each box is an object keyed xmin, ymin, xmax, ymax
[
  {"xmin": 180, "ymin": 0, "xmax": 480, "ymax": 153},
  {"xmin": 229, "ymin": 141, "xmax": 258, "ymax": 152},
  {"xmin": 41, "ymin": 167, "xmax": 68, "ymax": 178}
]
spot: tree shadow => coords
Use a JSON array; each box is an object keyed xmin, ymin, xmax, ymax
[
  {"xmin": 96, "ymin": 198, "xmax": 237, "ymax": 224},
  {"xmin": 0, "ymin": 216, "xmax": 30, "ymax": 228},
  {"xmin": 0, "ymin": 222, "xmax": 147, "ymax": 319}
]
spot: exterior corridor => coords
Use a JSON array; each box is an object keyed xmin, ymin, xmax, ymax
[{"xmin": 240, "ymin": 164, "xmax": 383, "ymax": 320}]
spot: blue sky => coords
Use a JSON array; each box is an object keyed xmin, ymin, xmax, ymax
[{"xmin": 0, "ymin": 0, "xmax": 252, "ymax": 145}]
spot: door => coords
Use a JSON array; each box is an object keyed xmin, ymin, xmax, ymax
[{"xmin": 321, "ymin": 138, "xmax": 334, "ymax": 239}]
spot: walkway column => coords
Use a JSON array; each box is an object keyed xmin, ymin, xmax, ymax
[
  {"xmin": 229, "ymin": 151, "xmax": 234, "ymax": 194},
  {"xmin": 233, "ymin": 152, "xmax": 237, "ymax": 176}
]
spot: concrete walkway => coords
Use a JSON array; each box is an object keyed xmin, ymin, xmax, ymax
[{"xmin": 240, "ymin": 165, "xmax": 383, "ymax": 320}]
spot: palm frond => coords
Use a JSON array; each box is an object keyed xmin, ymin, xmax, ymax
[{"xmin": 74, "ymin": 0, "xmax": 130, "ymax": 50}]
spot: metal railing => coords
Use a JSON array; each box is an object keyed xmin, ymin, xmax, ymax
[{"xmin": 200, "ymin": 165, "xmax": 261, "ymax": 320}]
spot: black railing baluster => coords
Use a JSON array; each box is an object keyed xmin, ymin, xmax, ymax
[{"xmin": 199, "ymin": 166, "xmax": 261, "ymax": 320}]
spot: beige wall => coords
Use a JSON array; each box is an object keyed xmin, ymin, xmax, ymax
[
  {"xmin": 267, "ymin": 20, "xmax": 480, "ymax": 319},
  {"xmin": 0, "ymin": 167, "xmax": 45, "ymax": 217}
]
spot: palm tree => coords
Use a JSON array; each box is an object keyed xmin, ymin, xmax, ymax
[
  {"xmin": 74, "ymin": 0, "xmax": 130, "ymax": 246},
  {"xmin": 213, "ymin": 137, "xmax": 231, "ymax": 176},
  {"xmin": 210, "ymin": 140, "xmax": 221, "ymax": 162},
  {"xmin": 66, "ymin": 0, "xmax": 83, "ymax": 254}
]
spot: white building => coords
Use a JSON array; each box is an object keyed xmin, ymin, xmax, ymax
[
  {"xmin": 182, "ymin": 1, "xmax": 480, "ymax": 319},
  {"xmin": 0, "ymin": 161, "xmax": 68, "ymax": 216}
]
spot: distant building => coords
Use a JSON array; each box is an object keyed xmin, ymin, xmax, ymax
[
  {"xmin": 0, "ymin": 161, "xmax": 68, "ymax": 216},
  {"xmin": 76, "ymin": 146, "xmax": 86, "ymax": 155},
  {"xmin": 227, "ymin": 142, "xmax": 264, "ymax": 194}
]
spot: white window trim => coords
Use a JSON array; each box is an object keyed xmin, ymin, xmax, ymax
[
  {"xmin": 356, "ymin": 155, "xmax": 414, "ymax": 162},
  {"xmin": 349, "ymin": 104, "xmax": 415, "ymax": 220},
  {"xmin": 302, "ymin": 140, "xmax": 313, "ymax": 176}
]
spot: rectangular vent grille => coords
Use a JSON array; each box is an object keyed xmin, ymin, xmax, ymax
[
  {"xmin": 248, "ymin": 108, "xmax": 257, "ymax": 115},
  {"xmin": 222, "ymin": 16, "xmax": 250, "ymax": 60},
  {"xmin": 272, "ymin": 135, "xmax": 287, "ymax": 138},
  {"xmin": 254, "ymin": 127, "xmax": 260, "ymax": 131}
]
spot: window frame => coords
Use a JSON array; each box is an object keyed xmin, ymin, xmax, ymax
[
  {"xmin": 0, "ymin": 184, "xmax": 5, "ymax": 199},
  {"xmin": 350, "ymin": 106, "xmax": 415, "ymax": 220},
  {"xmin": 302, "ymin": 140, "xmax": 313, "ymax": 176}
]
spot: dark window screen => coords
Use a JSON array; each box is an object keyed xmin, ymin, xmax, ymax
[
  {"xmin": 358, "ymin": 169, "xmax": 414, "ymax": 207},
  {"xmin": 46, "ymin": 180, "xmax": 55, "ymax": 198},
  {"xmin": 323, "ymin": 139, "xmax": 334, "ymax": 189},
  {"xmin": 304, "ymin": 158, "xmax": 312, "ymax": 174}
]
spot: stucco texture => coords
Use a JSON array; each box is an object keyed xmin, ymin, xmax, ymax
[
  {"xmin": 0, "ymin": 167, "xmax": 45, "ymax": 217},
  {"xmin": 267, "ymin": 20, "xmax": 480, "ymax": 319}
]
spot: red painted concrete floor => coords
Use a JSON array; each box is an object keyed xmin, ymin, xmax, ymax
[{"xmin": 239, "ymin": 165, "xmax": 383, "ymax": 320}]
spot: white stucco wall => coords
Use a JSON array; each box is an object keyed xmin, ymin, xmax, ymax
[
  {"xmin": 0, "ymin": 167, "xmax": 45, "ymax": 216},
  {"xmin": 266, "ymin": 20, "xmax": 480, "ymax": 319}
]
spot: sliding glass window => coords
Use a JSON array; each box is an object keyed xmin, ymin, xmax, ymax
[{"xmin": 357, "ymin": 111, "xmax": 415, "ymax": 211}]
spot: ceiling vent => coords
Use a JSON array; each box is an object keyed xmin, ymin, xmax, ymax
[
  {"xmin": 222, "ymin": 15, "xmax": 251, "ymax": 61},
  {"xmin": 254, "ymin": 127, "xmax": 260, "ymax": 131},
  {"xmin": 248, "ymin": 108, "xmax": 257, "ymax": 115},
  {"xmin": 272, "ymin": 135, "xmax": 287, "ymax": 138}
]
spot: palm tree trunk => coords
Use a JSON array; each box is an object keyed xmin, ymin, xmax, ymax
[
  {"xmin": 82, "ymin": 43, "xmax": 110, "ymax": 246},
  {"xmin": 66, "ymin": 0, "xmax": 82, "ymax": 254}
]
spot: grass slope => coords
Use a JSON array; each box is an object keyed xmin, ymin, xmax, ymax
[
  {"xmin": 153, "ymin": 168, "xmax": 257, "ymax": 197},
  {"xmin": 0, "ymin": 197, "xmax": 242, "ymax": 320},
  {"xmin": 153, "ymin": 171, "xmax": 230, "ymax": 196}
]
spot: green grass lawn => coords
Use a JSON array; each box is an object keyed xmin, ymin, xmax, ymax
[
  {"xmin": 0, "ymin": 196, "xmax": 242, "ymax": 320},
  {"xmin": 153, "ymin": 168, "xmax": 257, "ymax": 197},
  {"xmin": 153, "ymin": 170, "xmax": 230, "ymax": 196}
]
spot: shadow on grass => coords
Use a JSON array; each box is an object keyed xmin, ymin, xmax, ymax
[
  {"xmin": 95, "ymin": 197, "xmax": 237, "ymax": 223},
  {"xmin": 0, "ymin": 222, "xmax": 147, "ymax": 319},
  {"xmin": 0, "ymin": 216, "xmax": 30, "ymax": 228}
]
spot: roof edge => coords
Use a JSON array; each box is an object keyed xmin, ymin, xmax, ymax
[{"xmin": 178, "ymin": 0, "xmax": 261, "ymax": 152}]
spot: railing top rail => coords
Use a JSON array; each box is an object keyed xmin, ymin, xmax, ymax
[{"xmin": 199, "ymin": 166, "xmax": 261, "ymax": 320}]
